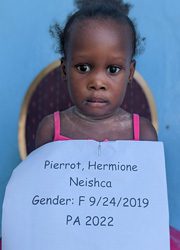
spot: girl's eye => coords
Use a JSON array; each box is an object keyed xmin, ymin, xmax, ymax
[
  {"xmin": 76, "ymin": 64, "xmax": 91, "ymax": 73},
  {"xmin": 107, "ymin": 65, "xmax": 121, "ymax": 74}
]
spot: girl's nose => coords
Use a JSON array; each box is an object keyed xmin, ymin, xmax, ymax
[{"xmin": 87, "ymin": 77, "xmax": 107, "ymax": 91}]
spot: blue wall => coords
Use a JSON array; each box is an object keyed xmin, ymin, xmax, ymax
[{"xmin": 0, "ymin": 0, "xmax": 180, "ymax": 235}]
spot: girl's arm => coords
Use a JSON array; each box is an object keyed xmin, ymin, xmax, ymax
[
  {"xmin": 140, "ymin": 117, "xmax": 158, "ymax": 141},
  {"xmin": 35, "ymin": 114, "xmax": 54, "ymax": 148}
]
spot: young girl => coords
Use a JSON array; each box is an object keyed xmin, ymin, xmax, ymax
[
  {"xmin": 36, "ymin": 0, "xmax": 157, "ymax": 148},
  {"xmin": 14, "ymin": 1, "xmax": 180, "ymax": 248}
]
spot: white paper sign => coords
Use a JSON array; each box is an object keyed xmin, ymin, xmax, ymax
[{"xmin": 2, "ymin": 140, "xmax": 170, "ymax": 250}]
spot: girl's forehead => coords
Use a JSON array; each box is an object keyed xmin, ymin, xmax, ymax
[
  {"xmin": 67, "ymin": 18, "xmax": 132, "ymax": 56},
  {"xmin": 70, "ymin": 18, "xmax": 130, "ymax": 38}
]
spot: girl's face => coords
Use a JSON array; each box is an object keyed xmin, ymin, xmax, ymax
[{"xmin": 63, "ymin": 19, "xmax": 135, "ymax": 119}]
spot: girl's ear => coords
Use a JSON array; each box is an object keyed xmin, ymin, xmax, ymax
[
  {"xmin": 60, "ymin": 57, "xmax": 67, "ymax": 79},
  {"xmin": 129, "ymin": 59, "xmax": 136, "ymax": 83}
]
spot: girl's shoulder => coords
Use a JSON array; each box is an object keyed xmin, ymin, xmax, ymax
[
  {"xmin": 35, "ymin": 114, "xmax": 54, "ymax": 148},
  {"xmin": 139, "ymin": 116, "xmax": 158, "ymax": 141},
  {"xmin": 115, "ymin": 110, "xmax": 157, "ymax": 141}
]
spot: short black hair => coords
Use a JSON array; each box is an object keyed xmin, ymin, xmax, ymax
[{"xmin": 50, "ymin": 0, "xmax": 144, "ymax": 58}]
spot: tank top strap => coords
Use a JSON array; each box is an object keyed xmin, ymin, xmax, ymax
[
  {"xmin": 133, "ymin": 114, "xmax": 140, "ymax": 141},
  {"xmin": 54, "ymin": 111, "xmax": 61, "ymax": 141}
]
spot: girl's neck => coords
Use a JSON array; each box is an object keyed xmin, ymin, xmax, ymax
[
  {"xmin": 72, "ymin": 106, "xmax": 124, "ymax": 123},
  {"xmin": 61, "ymin": 106, "xmax": 132, "ymax": 141}
]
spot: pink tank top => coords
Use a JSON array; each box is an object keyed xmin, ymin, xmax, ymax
[{"xmin": 53, "ymin": 111, "xmax": 140, "ymax": 141}]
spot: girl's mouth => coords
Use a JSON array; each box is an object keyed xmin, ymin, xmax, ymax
[
  {"xmin": 87, "ymin": 97, "xmax": 107, "ymax": 103},
  {"xmin": 85, "ymin": 97, "xmax": 108, "ymax": 107}
]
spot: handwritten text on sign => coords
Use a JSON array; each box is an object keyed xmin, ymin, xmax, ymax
[{"xmin": 2, "ymin": 140, "xmax": 170, "ymax": 250}]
